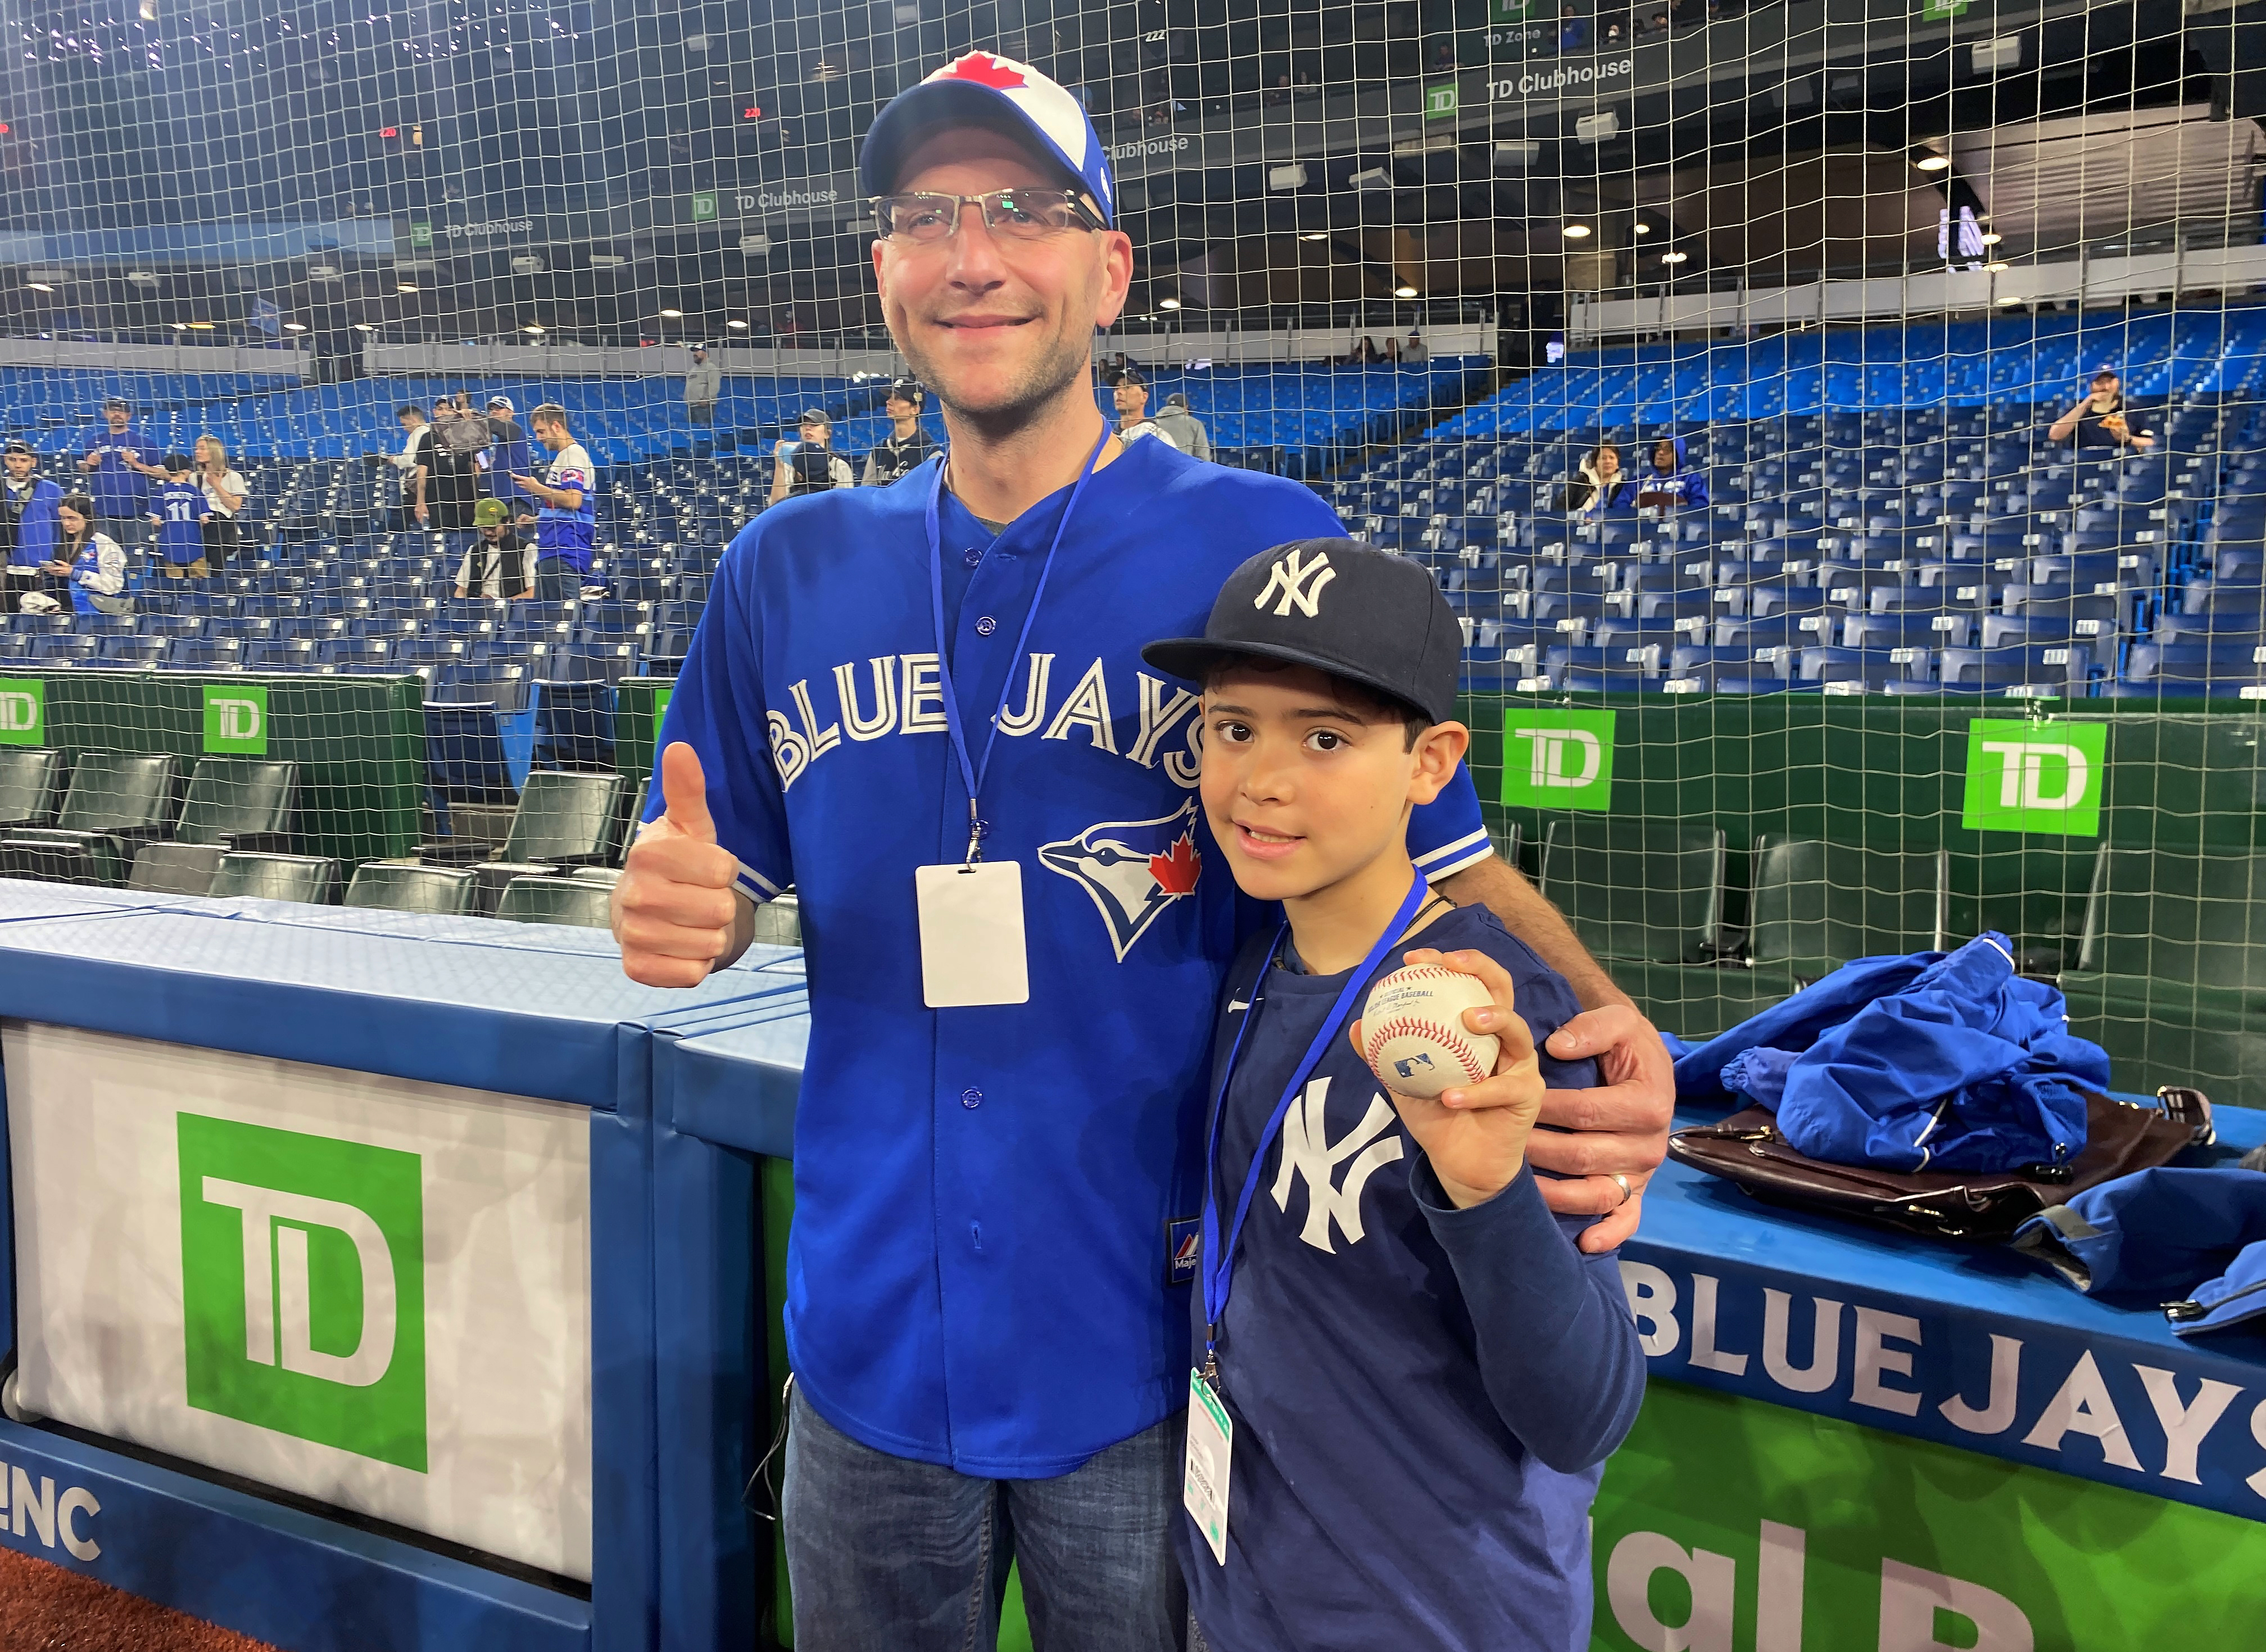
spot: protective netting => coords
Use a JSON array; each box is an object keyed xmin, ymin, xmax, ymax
[{"xmin": 0, "ymin": 1, "xmax": 2262, "ymax": 1093}]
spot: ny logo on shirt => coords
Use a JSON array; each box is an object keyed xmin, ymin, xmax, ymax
[
  {"xmin": 1270, "ymin": 1077, "xmax": 1404, "ymax": 1254},
  {"xmin": 1252, "ymin": 548, "xmax": 1336, "ymax": 619}
]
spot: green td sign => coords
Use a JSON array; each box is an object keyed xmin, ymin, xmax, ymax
[
  {"xmin": 1424, "ymin": 82, "xmax": 1460, "ymax": 120},
  {"xmin": 1503, "ymin": 707, "xmax": 1616, "ymax": 811},
  {"xmin": 1960, "ymin": 719, "xmax": 2106, "ymax": 837},
  {"xmin": 178, "ymin": 1115, "xmax": 427, "ymax": 1472},
  {"xmin": 1920, "ymin": 0, "xmax": 1970, "ymax": 16},
  {"xmin": 408, "ymin": 221, "xmax": 433, "ymax": 248},
  {"xmin": 654, "ymin": 682, "xmax": 674, "ymax": 739},
  {"xmin": 690, "ymin": 191, "xmax": 719, "ymax": 223},
  {"xmin": 0, "ymin": 677, "xmax": 43, "ymax": 746},
  {"xmin": 203, "ymin": 682, "xmax": 268, "ymax": 755}
]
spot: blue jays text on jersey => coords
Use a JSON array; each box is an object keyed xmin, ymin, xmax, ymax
[{"xmin": 650, "ymin": 435, "xmax": 1494, "ymax": 1477}]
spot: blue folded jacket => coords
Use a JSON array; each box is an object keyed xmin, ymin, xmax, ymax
[
  {"xmin": 1674, "ymin": 933, "xmax": 2105, "ymax": 1173},
  {"xmin": 2012, "ymin": 1165, "xmax": 2266, "ymax": 1326}
]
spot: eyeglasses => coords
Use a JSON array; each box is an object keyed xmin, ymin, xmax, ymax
[{"xmin": 871, "ymin": 188, "xmax": 1103, "ymax": 244}]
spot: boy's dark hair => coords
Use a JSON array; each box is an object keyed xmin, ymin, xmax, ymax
[
  {"xmin": 58, "ymin": 493, "xmax": 95, "ymax": 527},
  {"xmin": 162, "ymin": 452, "xmax": 193, "ymax": 473},
  {"xmin": 1204, "ymin": 654, "xmax": 1431, "ymax": 750}
]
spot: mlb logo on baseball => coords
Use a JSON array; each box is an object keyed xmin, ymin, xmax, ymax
[{"xmin": 1361, "ymin": 965, "xmax": 1501, "ymax": 1099}]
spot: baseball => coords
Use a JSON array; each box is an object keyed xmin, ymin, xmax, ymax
[{"xmin": 1361, "ymin": 964, "xmax": 1501, "ymax": 1100}]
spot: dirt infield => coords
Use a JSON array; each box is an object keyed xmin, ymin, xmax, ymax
[{"xmin": 0, "ymin": 1545, "xmax": 277, "ymax": 1651}]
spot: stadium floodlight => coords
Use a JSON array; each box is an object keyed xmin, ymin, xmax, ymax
[
  {"xmin": 726, "ymin": 318, "xmax": 749, "ymax": 330},
  {"xmin": 1914, "ymin": 151, "xmax": 1951, "ymax": 172},
  {"xmin": 25, "ymin": 282, "xmax": 51, "ymax": 293},
  {"xmin": 1159, "ymin": 297, "xmax": 1183, "ymax": 310},
  {"xmin": 523, "ymin": 323, "xmax": 546, "ymax": 335},
  {"xmin": 1979, "ymin": 231, "xmax": 2003, "ymax": 245},
  {"xmin": 660, "ymin": 307, "xmax": 684, "ymax": 318},
  {"xmin": 1300, "ymin": 231, "xmax": 1330, "ymax": 242},
  {"xmin": 1494, "ymin": 140, "xmax": 1540, "ymax": 169},
  {"xmin": 1660, "ymin": 251, "xmax": 1689, "ymax": 264},
  {"xmin": 1633, "ymin": 223, "xmax": 1651, "ymax": 236},
  {"xmin": 1575, "ymin": 112, "xmax": 1620, "ymax": 144},
  {"xmin": 1268, "ymin": 164, "xmax": 1308, "ymax": 192},
  {"xmin": 1393, "ymin": 284, "xmax": 1418, "ymax": 298},
  {"xmin": 396, "ymin": 282, "xmax": 418, "ymax": 293},
  {"xmin": 1561, "ymin": 223, "xmax": 1593, "ymax": 239},
  {"xmin": 352, "ymin": 321, "xmax": 377, "ymax": 332},
  {"xmin": 1349, "ymin": 166, "xmax": 1393, "ymax": 192},
  {"xmin": 283, "ymin": 321, "xmax": 306, "ymax": 332},
  {"xmin": 171, "ymin": 321, "xmax": 188, "ymax": 331}
]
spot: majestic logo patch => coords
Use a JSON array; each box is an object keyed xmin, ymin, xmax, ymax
[
  {"xmin": 1253, "ymin": 547, "xmax": 1336, "ymax": 618},
  {"xmin": 1166, "ymin": 1218, "xmax": 1202, "ymax": 1285},
  {"xmin": 1040, "ymin": 798, "xmax": 1203, "ymax": 961}
]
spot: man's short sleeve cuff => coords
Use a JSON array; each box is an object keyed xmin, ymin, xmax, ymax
[{"xmin": 1413, "ymin": 826, "xmax": 1493, "ymax": 882}]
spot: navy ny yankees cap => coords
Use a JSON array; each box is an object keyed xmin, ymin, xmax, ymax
[{"xmin": 1143, "ymin": 538, "xmax": 1462, "ymax": 726}]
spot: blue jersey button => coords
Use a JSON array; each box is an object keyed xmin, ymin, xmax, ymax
[
  {"xmin": 963, "ymin": 546, "xmax": 984, "ymax": 568},
  {"xmin": 975, "ymin": 615, "xmax": 998, "ymax": 636},
  {"xmin": 960, "ymin": 1087, "xmax": 984, "ymax": 1109}
]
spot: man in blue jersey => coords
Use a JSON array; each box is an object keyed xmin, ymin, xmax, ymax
[
  {"xmin": 611, "ymin": 51, "xmax": 1671, "ymax": 1651},
  {"xmin": 509, "ymin": 402, "xmax": 595, "ymax": 601},
  {"xmin": 79, "ymin": 400, "xmax": 158, "ymax": 546}
]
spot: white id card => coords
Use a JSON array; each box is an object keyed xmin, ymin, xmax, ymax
[
  {"xmin": 1183, "ymin": 1367, "xmax": 1233, "ymax": 1565},
  {"xmin": 915, "ymin": 860, "xmax": 1030, "ymax": 1007}
]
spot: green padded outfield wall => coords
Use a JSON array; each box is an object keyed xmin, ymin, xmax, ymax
[
  {"xmin": 0, "ymin": 670, "xmax": 423, "ymax": 868},
  {"xmin": 1461, "ymin": 693, "xmax": 2266, "ymax": 1099}
]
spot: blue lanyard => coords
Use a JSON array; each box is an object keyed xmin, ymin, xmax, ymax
[
  {"xmin": 924, "ymin": 424, "xmax": 1112, "ymax": 863},
  {"xmin": 1198, "ymin": 874, "xmax": 1429, "ymax": 1380}
]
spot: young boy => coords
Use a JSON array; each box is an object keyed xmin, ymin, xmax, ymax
[
  {"xmin": 148, "ymin": 454, "xmax": 208, "ymax": 579},
  {"xmin": 1143, "ymin": 540, "xmax": 1646, "ymax": 1652}
]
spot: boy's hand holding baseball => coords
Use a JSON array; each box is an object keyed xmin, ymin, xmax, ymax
[{"xmin": 1351, "ymin": 947, "xmax": 1545, "ymax": 1209}]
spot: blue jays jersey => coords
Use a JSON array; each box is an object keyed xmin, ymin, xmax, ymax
[{"xmin": 651, "ymin": 435, "xmax": 1493, "ymax": 1476}]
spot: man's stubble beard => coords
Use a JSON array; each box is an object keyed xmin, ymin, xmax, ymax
[{"xmin": 893, "ymin": 309, "xmax": 1094, "ymax": 442}]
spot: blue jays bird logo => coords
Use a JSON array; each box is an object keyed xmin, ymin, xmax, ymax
[{"xmin": 1040, "ymin": 798, "xmax": 1204, "ymax": 961}]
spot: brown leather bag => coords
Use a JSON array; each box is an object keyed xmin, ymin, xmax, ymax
[{"xmin": 1666, "ymin": 1088, "xmax": 2217, "ymax": 1242}]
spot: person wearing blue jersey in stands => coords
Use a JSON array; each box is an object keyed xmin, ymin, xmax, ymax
[
  {"xmin": 147, "ymin": 454, "xmax": 209, "ymax": 579},
  {"xmin": 79, "ymin": 399, "xmax": 157, "ymax": 546},
  {"xmin": 610, "ymin": 48, "xmax": 1670, "ymax": 1652},
  {"xmin": 1634, "ymin": 435, "xmax": 1708, "ymax": 512},
  {"xmin": 1143, "ymin": 544, "xmax": 1644, "ymax": 1652},
  {"xmin": 43, "ymin": 496, "xmax": 131, "ymax": 616},
  {"xmin": 484, "ymin": 395, "xmax": 534, "ymax": 508},
  {"xmin": 509, "ymin": 402, "xmax": 595, "ymax": 601},
  {"xmin": 0, "ymin": 440, "xmax": 65, "ymax": 611}
]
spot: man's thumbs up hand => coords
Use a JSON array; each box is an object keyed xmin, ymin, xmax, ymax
[{"xmin": 614, "ymin": 742, "xmax": 744, "ymax": 987}]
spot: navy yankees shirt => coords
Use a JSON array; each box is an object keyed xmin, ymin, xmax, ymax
[
  {"xmin": 1182, "ymin": 904, "xmax": 1646, "ymax": 1650},
  {"xmin": 651, "ymin": 435, "xmax": 1494, "ymax": 1474}
]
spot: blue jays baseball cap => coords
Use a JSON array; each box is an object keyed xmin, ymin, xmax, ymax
[{"xmin": 859, "ymin": 51, "xmax": 1117, "ymax": 228}]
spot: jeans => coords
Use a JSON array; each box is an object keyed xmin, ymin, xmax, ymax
[
  {"xmin": 689, "ymin": 403, "xmax": 715, "ymax": 425},
  {"xmin": 783, "ymin": 1382, "xmax": 1186, "ymax": 1652},
  {"xmin": 534, "ymin": 556, "xmax": 580, "ymax": 602}
]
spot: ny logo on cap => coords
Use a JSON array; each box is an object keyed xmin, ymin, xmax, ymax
[{"xmin": 1254, "ymin": 548, "xmax": 1336, "ymax": 618}]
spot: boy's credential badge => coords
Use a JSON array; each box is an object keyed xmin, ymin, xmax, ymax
[{"xmin": 1184, "ymin": 1367, "xmax": 1233, "ymax": 1566}]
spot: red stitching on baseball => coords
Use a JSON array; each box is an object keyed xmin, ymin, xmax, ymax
[{"xmin": 1363, "ymin": 1014, "xmax": 1492, "ymax": 1083}]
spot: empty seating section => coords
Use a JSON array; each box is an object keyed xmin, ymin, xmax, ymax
[{"xmin": 1311, "ymin": 303, "xmax": 2266, "ymax": 700}]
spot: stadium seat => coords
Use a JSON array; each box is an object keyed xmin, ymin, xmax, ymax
[
  {"xmin": 345, "ymin": 862, "xmax": 479, "ymax": 914},
  {"xmin": 423, "ymin": 770, "xmax": 630, "ymax": 911},
  {"xmin": 496, "ymin": 874, "xmax": 614, "ymax": 929},
  {"xmin": 211, "ymin": 851, "xmax": 342, "ymax": 905},
  {"xmin": 0, "ymin": 746, "xmax": 65, "ymax": 828},
  {"xmin": 174, "ymin": 758, "xmax": 297, "ymax": 852},
  {"xmin": 128, "ymin": 842, "xmax": 224, "ymax": 897},
  {"xmin": 1537, "ymin": 819, "xmax": 1726, "ymax": 965},
  {"xmin": 1747, "ymin": 838, "xmax": 1947, "ymax": 983},
  {"xmin": 0, "ymin": 753, "xmax": 179, "ymax": 886}
]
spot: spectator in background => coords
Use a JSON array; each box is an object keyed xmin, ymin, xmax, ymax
[
  {"xmin": 485, "ymin": 396, "xmax": 533, "ymax": 510},
  {"xmin": 1558, "ymin": 2, "xmax": 1589, "ymax": 52},
  {"xmin": 1634, "ymin": 435, "xmax": 1708, "ymax": 512},
  {"xmin": 510, "ymin": 402, "xmax": 596, "ymax": 602},
  {"xmin": 1567, "ymin": 439, "xmax": 1631, "ymax": 513},
  {"xmin": 1112, "ymin": 367, "xmax": 1180, "ymax": 448},
  {"xmin": 860, "ymin": 380, "xmax": 939, "ymax": 484},
  {"xmin": 1153, "ymin": 391, "xmax": 1211, "ymax": 461},
  {"xmin": 770, "ymin": 409, "xmax": 855, "ymax": 504},
  {"xmin": 684, "ymin": 346, "xmax": 723, "ymax": 426},
  {"xmin": 193, "ymin": 435, "xmax": 249, "ymax": 570},
  {"xmin": 2049, "ymin": 368, "xmax": 2156, "ymax": 452},
  {"xmin": 423, "ymin": 396, "xmax": 486, "ymax": 534},
  {"xmin": 42, "ymin": 494, "xmax": 130, "ymax": 616},
  {"xmin": 1265, "ymin": 72, "xmax": 1291, "ymax": 106},
  {"xmin": 0, "ymin": 440, "xmax": 64, "ymax": 608},
  {"xmin": 457, "ymin": 497, "xmax": 533, "ymax": 600},
  {"xmin": 148, "ymin": 453, "xmax": 209, "ymax": 579},
  {"xmin": 371, "ymin": 404, "xmax": 432, "ymax": 530},
  {"xmin": 79, "ymin": 399, "xmax": 157, "ymax": 546},
  {"xmin": 1403, "ymin": 328, "xmax": 1430, "ymax": 364}
]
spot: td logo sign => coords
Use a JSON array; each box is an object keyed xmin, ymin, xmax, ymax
[
  {"xmin": 0, "ymin": 677, "xmax": 43, "ymax": 746},
  {"xmin": 1960, "ymin": 719, "xmax": 2106, "ymax": 837},
  {"xmin": 1502, "ymin": 707, "xmax": 1616, "ymax": 810},
  {"xmin": 202, "ymin": 683, "xmax": 268, "ymax": 755},
  {"xmin": 178, "ymin": 1115, "xmax": 427, "ymax": 1472}
]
